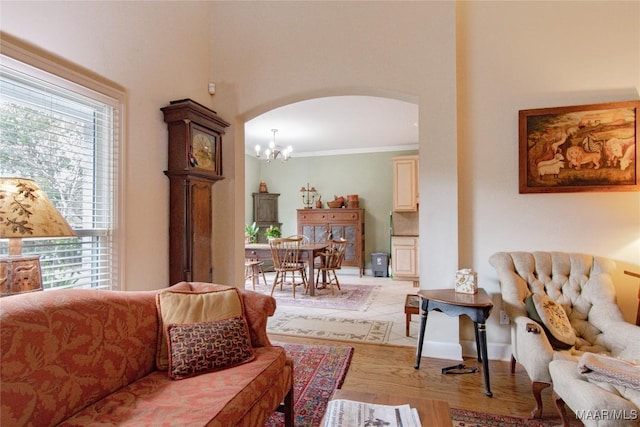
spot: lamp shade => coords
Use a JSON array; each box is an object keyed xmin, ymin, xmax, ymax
[{"xmin": 0, "ymin": 177, "xmax": 76, "ymax": 239}]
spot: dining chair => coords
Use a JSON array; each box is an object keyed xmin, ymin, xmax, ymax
[
  {"xmin": 269, "ymin": 237, "xmax": 308, "ymax": 298},
  {"xmin": 315, "ymin": 238, "xmax": 347, "ymax": 296},
  {"xmin": 286, "ymin": 234, "xmax": 310, "ymax": 244},
  {"xmin": 244, "ymin": 258, "xmax": 267, "ymax": 290}
]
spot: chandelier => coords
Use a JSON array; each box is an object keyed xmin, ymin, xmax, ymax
[{"xmin": 254, "ymin": 129, "xmax": 292, "ymax": 163}]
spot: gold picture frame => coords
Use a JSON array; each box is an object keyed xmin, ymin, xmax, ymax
[{"xmin": 519, "ymin": 100, "xmax": 639, "ymax": 193}]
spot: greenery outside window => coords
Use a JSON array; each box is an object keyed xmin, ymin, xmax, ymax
[{"xmin": 0, "ymin": 48, "xmax": 124, "ymax": 291}]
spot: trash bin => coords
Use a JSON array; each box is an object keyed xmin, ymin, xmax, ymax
[{"xmin": 371, "ymin": 252, "xmax": 389, "ymax": 277}]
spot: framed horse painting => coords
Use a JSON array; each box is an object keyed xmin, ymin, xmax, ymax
[{"xmin": 519, "ymin": 100, "xmax": 639, "ymax": 193}]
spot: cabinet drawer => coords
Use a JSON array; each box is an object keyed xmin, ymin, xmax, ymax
[
  {"xmin": 328, "ymin": 211, "xmax": 360, "ymax": 221},
  {"xmin": 298, "ymin": 211, "xmax": 327, "ymax": 222},
  {"xmin": 392, "ymin": 236, "xmax": 418, "ymax": 246}
]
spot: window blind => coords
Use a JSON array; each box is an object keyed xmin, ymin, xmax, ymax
[{"xmin": 0, "ymin": 55, "xmax": 120, "ymax": 290}]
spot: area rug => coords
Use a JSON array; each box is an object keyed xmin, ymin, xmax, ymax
[
  {"xmin": 451, "ymin": 408, "xmax": 572, "ymax": 427},
  {"xmin": 250, "ymin": 283, "xmax": 380, "ymax": 311},
  {"xmin": 265, "ymin": 342, "xmax": 353, "ymax": 427},
  {"xmin": 268, "ymin": 312, "xmax": 392, "ymax": 344}
]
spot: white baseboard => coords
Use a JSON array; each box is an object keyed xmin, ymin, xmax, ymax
[
  {"xmin": 416, "ymin": 339, "xmax": 512, "ymax": 362},
  {"xmin": 460, "ymin": 339, "xmax": 512, "ymax": 362},
  {"xmin": 417, "ymin": 340, "xmax": 463, "ymax": 361}
]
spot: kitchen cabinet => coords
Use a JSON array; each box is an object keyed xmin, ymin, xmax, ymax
[
  {"xmin": 393, "ymin": 155, "xmax": 419, "ymax": 211},
  {"xmin": 392, "ymin": 236, "xmax": 419, "ymax": 281},
  {"xmin": 297, "ymin": 209, "xmax": 364, "ymax": 276},
  {"xmin": 252, "ymin": 192, "xmax": 281, "ymax": 243}
]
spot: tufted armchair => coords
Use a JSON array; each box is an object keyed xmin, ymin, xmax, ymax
[{"xmin": 489, "ymin": 251, "xmax": 639, "ymax": 420}]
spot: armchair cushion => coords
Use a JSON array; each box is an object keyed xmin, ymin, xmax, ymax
[{"xmin": 526, "ymin": 293, "xmax": 576, "ymax": 350}]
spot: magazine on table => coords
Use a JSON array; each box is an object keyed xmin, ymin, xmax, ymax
[{"xmin": 323, "ymin": 399, "xmax": 421, "ymax": 427}]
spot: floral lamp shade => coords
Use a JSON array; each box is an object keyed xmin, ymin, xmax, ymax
[
  {"xmin": 0, "ymin": 177, "xmax": 76, "ymax": 296},
  {"xmin": 0, "ymin": 177, "xmax": 75, "ymax": 242}
]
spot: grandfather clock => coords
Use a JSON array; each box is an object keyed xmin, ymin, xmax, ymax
[{"xmin": 161, "ymin": 99, "xmax": 229, "ymax": 284}]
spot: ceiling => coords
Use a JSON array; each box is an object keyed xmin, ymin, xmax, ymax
[{"xmin": 244, "ymin": 95, "xmax": 419, "ymax": 158}]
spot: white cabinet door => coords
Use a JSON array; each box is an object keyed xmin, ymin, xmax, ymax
[
  {"xmin": 392, "ymin": 236, "xmax": 419, "ymax": 277},
  {"xmin": 393, "ymin": 155, "xmax": 418, "ymax": 211}
]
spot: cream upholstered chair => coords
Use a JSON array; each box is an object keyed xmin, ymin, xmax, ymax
[{"xmin": 489, "ymin": 251, "xmax": 639, "ymax": 420}]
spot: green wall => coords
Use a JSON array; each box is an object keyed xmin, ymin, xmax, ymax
[{"xmin": 245, "ymin": 149, "xmax": 417, "ymax": 271}]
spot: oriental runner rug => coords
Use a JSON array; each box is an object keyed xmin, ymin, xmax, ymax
[
  {"xmin": 268, "ymin": 312, "xmax": 392, "ymax": 344},
  {"xmin": 265, "ymin": 343, "xmax": 353, "ymax": 427},
  {"xmin": 248, "ymin": 283, "xmax": 380, "ymax": 311}
]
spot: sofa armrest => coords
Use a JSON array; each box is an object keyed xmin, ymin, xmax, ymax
[
  {"xmin": 513, "ymin": 315, "xmax": 555, "ymax": 383},
  {"xmin": 601, "ymin": 321, "xmax": 640, "ymax": 362},
  {"xmin": 241, "ymin": 289, "xmax": 276, "ymax": 348}
]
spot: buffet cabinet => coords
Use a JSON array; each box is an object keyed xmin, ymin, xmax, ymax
[
  {"xmin": 253, "ymin": 192, "xmax": 281, "ymax": 243},
  {"xmin": 297, "ymin": 208, "xmax": 364, "ymax": 276}
]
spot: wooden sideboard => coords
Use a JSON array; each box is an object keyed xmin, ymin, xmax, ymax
[
  {"xmin": 253, "ymin": 192, "xmax": 281, "ymax": 243},
  {"xmin": 297, "ymin": 208, "xmax": 364, "ymax": 276}
]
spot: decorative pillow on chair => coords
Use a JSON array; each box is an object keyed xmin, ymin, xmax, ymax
[
  {"xmin": 526, "ymin": 293, "xmax": 576, "ymax": 350},
  {"xmin": 167, "ymin": 316, "xmax": 255, "ymax": 380},
  {"xmin": 156, "ymin": 286, "xmax": 245, "ymax": 370}
]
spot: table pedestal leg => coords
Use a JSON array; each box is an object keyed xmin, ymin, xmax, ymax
[
  {"xmin": 476, "ymin": 322, "xmax": 492, "ymax": 397},
  {"xmin": 414, "ymin": 308, "xmax": 428, "ymax": 369},
  {"xmin": 474, "ymin": 323, "xmax": 481, "ymax": 362}
]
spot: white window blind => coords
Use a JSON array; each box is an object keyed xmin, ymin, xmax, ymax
[{"xmin": 0, "ymin": 55, "xmax": 121, "ymax": 290}]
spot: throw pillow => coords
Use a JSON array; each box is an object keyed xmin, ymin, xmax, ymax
[
  {"xmin": 525, "ymin": 293, "xmax": 576, "ymax": 350},
  {"xmin": 167, "ymin": 316, "xmax": 255, "ymax": 380},
  {"xmin": 156, "ymin": 286, "xmax": 244, "ymax": 370}
]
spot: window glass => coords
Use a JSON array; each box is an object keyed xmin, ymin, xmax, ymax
[{"xmin": 0, "ymin": 55, "xmax": 121, "ymax": 290}]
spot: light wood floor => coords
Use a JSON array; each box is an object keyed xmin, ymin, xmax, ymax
[{"xmin": 271, "ymin": 334, "xmax": 571, "ymax": 425}]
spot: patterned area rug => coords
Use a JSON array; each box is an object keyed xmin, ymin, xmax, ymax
[
  {"xmin": 268, "ymin": 312, "xmax": 392, "ymax": 344},
  {"xmin": 249, "ymin": 283, "xmax": 380, "ymax": 311},
  {"xmin": 451, "ymin": 408, "xmax": 570, "ymax": 426},
  {"xmin": 265, "ymin": 343, "xmax": 353, "ymax": 427}
]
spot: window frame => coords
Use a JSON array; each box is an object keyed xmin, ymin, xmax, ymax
[{"xmin": 0, "ymin": 35, "xmax": 127, "ymax": 291}]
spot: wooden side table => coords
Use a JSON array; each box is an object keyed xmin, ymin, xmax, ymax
[{"xmin": 414, "ymin": 288, "xmax": 494, "ymax": 397}]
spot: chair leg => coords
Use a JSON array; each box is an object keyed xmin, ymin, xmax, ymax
[
  {"xmin": 300, "ymin": 268, "xmax": 309, "ymax": 295},
  {"xmin": 328, "ymin": 269, "xmax": 336, "ymax": 296},
  {"xmin": 270, "ymin": 271, "xmax": 281, "ymax": 297},
  {"xmin": 292, "ymin": 273, "xmax": 296, "ymax": 298},
  {"xmin": 510, "ymin": 354, "xmax": 516, "ymax": 374},
  {"xmin": 552, "ymin": 390, "xmax": 571, "ymax": 427},
  {"xmin": 251, "ymin": 265, "xmax": 258, "ymax": 290},
  {"xmin": 315, "ymin": 267, "xmax": 326, "ymax": 289},
  {"xmin": 258, "ymin": 264, "xmax": 267, "ymax": 287},
  {"xmin": 531, "ymin": 381, "xmax": 551, "ymax": 419}
]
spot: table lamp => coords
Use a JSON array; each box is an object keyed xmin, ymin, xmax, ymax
[{"xmin": 0, "ymin": 177, "xmax": 76, "ymax": 296}]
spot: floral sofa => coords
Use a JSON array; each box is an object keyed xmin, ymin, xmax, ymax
[{"xmin": 0, "ymin": 282, "xmax": 294, "ymax": 426}]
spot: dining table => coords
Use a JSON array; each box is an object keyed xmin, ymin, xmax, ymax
[{"xmin": 244, "ymin": 242, "xmax": 329, "ymax": 296}]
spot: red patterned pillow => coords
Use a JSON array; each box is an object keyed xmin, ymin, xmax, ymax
[{"xmin": 167, "ymin": 316, "xmax": 255, "ymax": 380}]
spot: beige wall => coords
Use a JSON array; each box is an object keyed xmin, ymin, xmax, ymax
[
  {"xmin": 457, "ymin": 1, "xmax": 640, "ymax": 354},
  {"xmin": 211, "ymin": 1, "xmax": 461, "ymax": 358},
  {"xmin": 2, "ymin": 1, "xmax": 638, "ymax": 360},
  {"xmin": 1, "ymin": 1, "xmax": 217, "ymax": 291}
]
